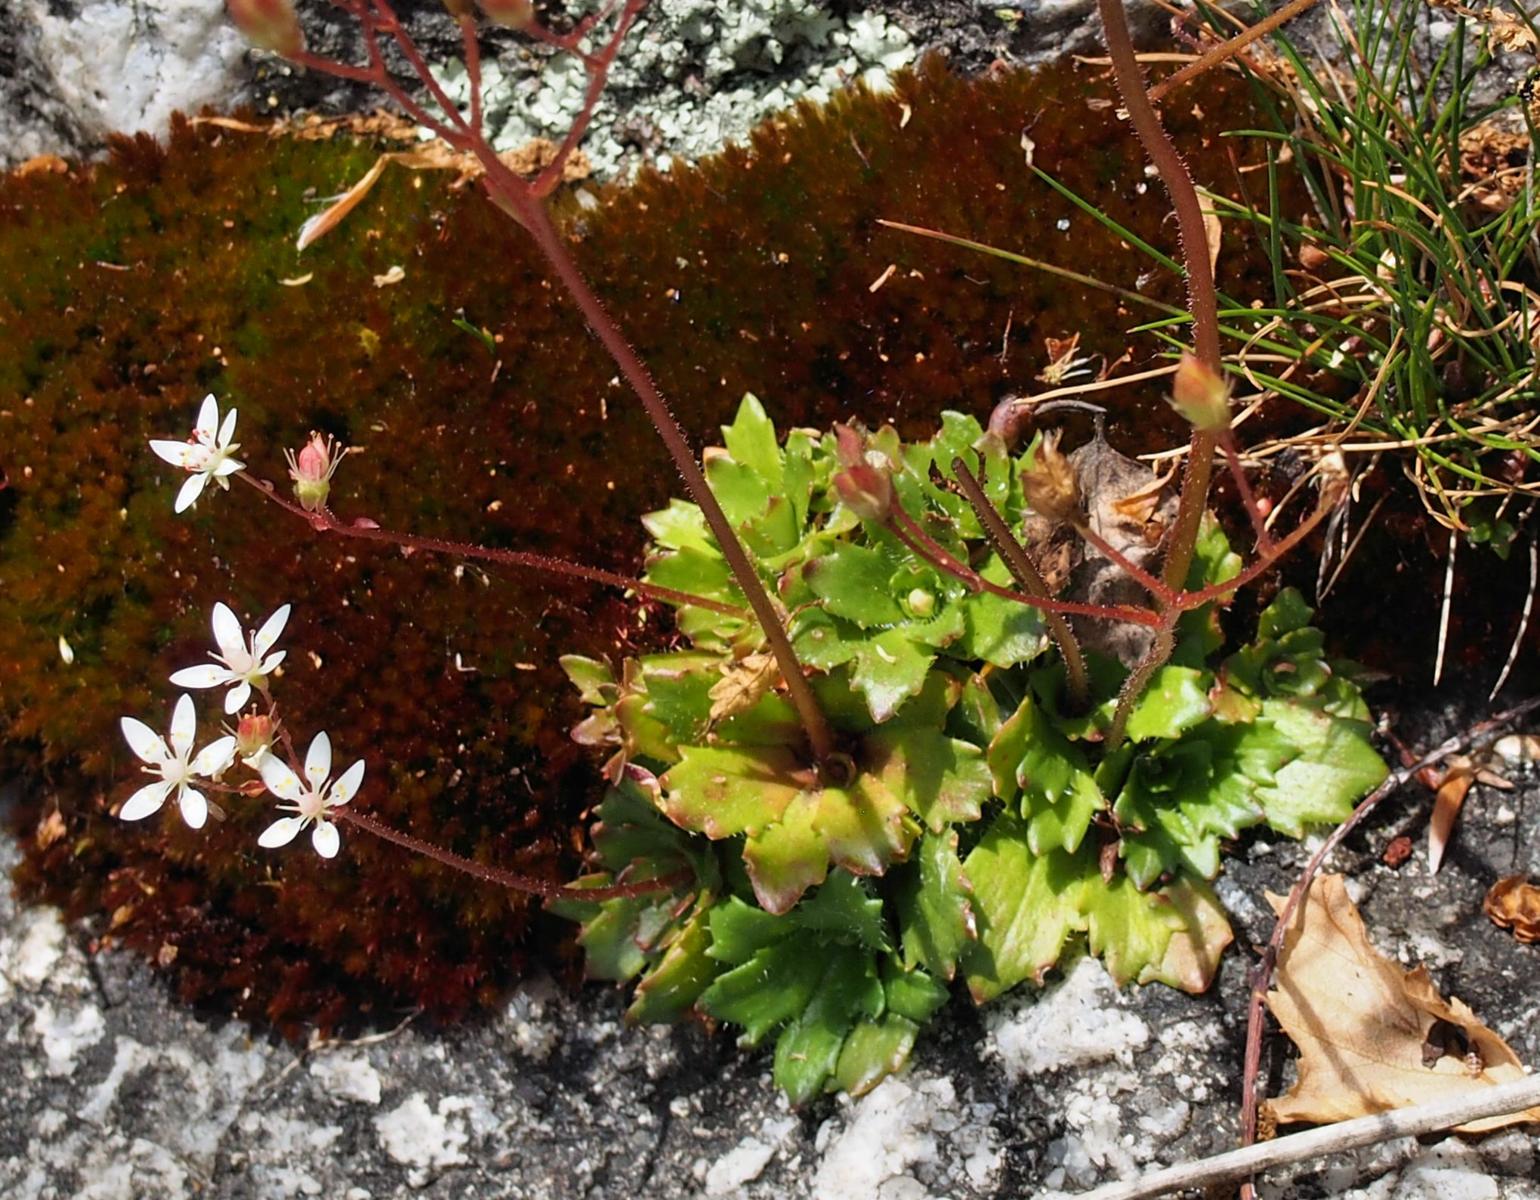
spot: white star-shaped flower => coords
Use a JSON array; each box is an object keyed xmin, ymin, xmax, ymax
[
  {"xmin": 119, "ymin": 695, "xmax": 237, "ymax": 829},
  {"xmin": 258, "ymin": 732, "xmax": 365, "ymax": 859},
  {"xmin": 170, "ymin": 601, "xmax": 290, "ymax": 713},
  {"xmin": 149, "ymin": 393, "xmax": 246, "ymax": 513}
]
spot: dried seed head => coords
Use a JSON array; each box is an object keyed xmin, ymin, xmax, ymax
[
  {"xmin": 1169, "ymin": 352, "xmax": 1232, "ymax": 433},
  {"xmin": 227, "ymin": 0, "xmax": 304, "ymax": 58},
  {"xmin": 1021, "ymin": 429, "xmax": 1080, "ymax": 522}
]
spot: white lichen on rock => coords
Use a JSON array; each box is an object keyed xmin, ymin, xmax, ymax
[{"xmin": 429, "ymin": 1, "xmax": 914, "ymax": 176}]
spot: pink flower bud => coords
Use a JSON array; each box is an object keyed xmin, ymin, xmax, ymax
[
  {"xmin": 831, "ymin": 424, "xmax": 893, "ymax": 521},
  {"xmin": 284, "ymin": 431, "xmax": 348, "ymax": 514},
  {"xmin": 1169, "ymin": 352, "xmax": 1232, "ymax": 433},
  {"xmin": 227, "ymin": 0, "xmax": 304, "ymax": 58},
  {"xmin": 477, "ymin": 0, "xmax": 535, "ymax": 29},
  {"xmin": 236, "ymin": 713, "xmax": 274, "ymax": 762}
]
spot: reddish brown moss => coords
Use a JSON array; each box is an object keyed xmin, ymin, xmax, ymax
[{"xmin": 1, "ymin": 59, "xmax": 1280, "ymax": 1029}]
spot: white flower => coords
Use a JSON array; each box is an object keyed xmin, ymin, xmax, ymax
[
  {"xmin": 149, "ymin": 393, "xmax": 245, "ymax": 513},
  {"xmin": 258, "ymin": 732, "xmax": 365, "ymax": 859},
  {"xmin": 118, "ymin": 695, "xmax": 237, "ymax": 829},
  {"xmin": 170, "ymin": 601, "xmax": 290, "ymax": 713}
]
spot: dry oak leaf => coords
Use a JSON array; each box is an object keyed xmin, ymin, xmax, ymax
[
  {"xmin": 1485, "ymin": 876, "xmax": 1540, "ymax": 944},
  {"xmin": 1264, "ymin": 874, "xmax": 1540, "ymax": 1132}
]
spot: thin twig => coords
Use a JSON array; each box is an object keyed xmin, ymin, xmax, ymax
[
  {"xmin": 1147, "ymin": 0, "xmax": 1323, "ymax": 104},
  {"xmin": 1490, "ymin": 520, "xmax": 1537, "ymax": 699},
  {"xmin": 1071, "ymin": 1073, "xmax": 1540, "ymax": 1200}
]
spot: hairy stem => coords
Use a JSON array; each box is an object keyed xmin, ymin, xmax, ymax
[
  {"xmin": 950, "ymin": 459, "xmax": 1090, "ymax": 710},
  {"xmin": 478, "ymin": 181, "xmax": 836, "ymax": 764},
  {"xmin": 887, "ymin": 503, "xmax": 1163, "ymax": 628},
  {"xmin": 1095, "ymin": 0, "xmax": 1222, "ymax": 592},
  {"xmin": 239, "ymin": 472, "xmax": 748, "ymax": 618},
  {"xmin": 337, "ymin": 807, "xmax": 690, "ymax": 901}
]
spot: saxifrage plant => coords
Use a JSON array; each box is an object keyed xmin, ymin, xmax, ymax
[{"xmin": 80, "ymin": 0, "xmax": 1385, "ymax": 1099}]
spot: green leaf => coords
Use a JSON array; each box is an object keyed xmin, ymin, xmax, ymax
[
  {"xmin": 772, "ymin": 953, "xmax": 886, "ymax": 1105},
  {"xmin": 957, "ymin": 554, "xmax": 1048, "ymax": 668},
  {"xmin": 865, "ymin": 726, "xmax": 992, "ymax": 831},
  {"xmin": 663, "ymin": 744, "xmax": 918, "ymax": 914},
  {"xmin": 833, "ymin": 1016, "xmax": 923, "ymax": 1096},
  {"xmin": 642, "ymin": 498, "xmax": 715, "ymax": 554},
  {"xmin": 851, "ymin": 628, "xmax": 937, "ymax": 723},
  {"xmin": 962, "ymin": 816, "xmax": 1090, "ymax": 1001},
  {"xmin": 706, "ymin": 895, "xmax": 788, "ymax": 964},
  {"xmin": 988, "ymin": 696, "xmax": 1104, "ymax": 855},
  {"xmin": 795, "ymin": 871, "xmax": 891, "ymax": 952},
  {"xmin": 805, "ymin": 542, "xmax": 906, "ymax": 626},
  {"xmin": 628, "ymin": 900, "xmax": 722, "ymax": 1023},
  {"xmin": 896, "ymin": 830, "xmax": 974, "ymax": 980},
  {"xmin": 1121, "ymin": 666, "xmax": 1213, "ymax": 742},
  {"xmin": 721, "ymin": 393, "xmax": 783, "ymax": 490},
  {"xmin": 700, "ymin": 938, "xmax": 829, "ymax": 1044},
  {"xmin": 1082, "ymin": 871, "xmax": 1186, "ymax": 986},
  {"xmin": 1255, "ymin": 700, "xmax": 1386, "ymax": 836},
  {"xmin": 560, "ymin": 654, "xmax": 614, "ymax": 706}
]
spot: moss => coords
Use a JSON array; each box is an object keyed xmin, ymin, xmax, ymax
[{"xmin": 0, "ymin": 59, "xmax": 1281, "ymax": 1029}]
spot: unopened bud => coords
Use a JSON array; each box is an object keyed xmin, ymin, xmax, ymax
[
  {"xmin": 831, "ymin": 424, "xmax": 892, "ymax": 521},
  {"xmin": 227, "ymin": 0, "xmax": 304, "ymax": 58},
  {"xmin": 1169, "ymin": 353, "xmax": 1231, "ymax": 433},
  {"xmin": 477, "ymin": 0, "xmax": 535, "ymax": 28},
  {"xmin": 236, "ymin": 713, "xmax": 274, "ymax": 765},
  {"xmin": 1021, "ymin": 430, "xmax": 1080, "ymax": 523},
  {"xmin": 284, "ymin": 431, "xmax": 349, "ymax": 514}
]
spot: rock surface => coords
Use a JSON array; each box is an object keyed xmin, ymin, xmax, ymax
[
  {"xmin": 6, "ymin": 689, "xmax": 1540, "ymax": 1200},
  {"xmin": 0, "ymin": 1, "xmax": 1164, "ymax": 173}
]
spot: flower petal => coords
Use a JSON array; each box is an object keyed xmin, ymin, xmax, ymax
[
  {"xmin": 327, "ymin": 760, "xmax": 366, "ymax": 807},
  {"xmin": 169, "ymin": 664, "xmax": 231, "ymax": 689},
  {"xmin": 192, "ymin": 736, "xmax": 237, "ymax": 778},
  {"xmin": 259, "ymin": 755, "xmax": 305, "ymax": 802},
  {"xmin": 259, "ymin": 650, "xmax": 287, "ymax": 674},
  {"xmin": 305, "ymin": 731, "xmax": 332, "ymax": 789},
  {"xmin": 195, "ymin": 394, "xmax": 219, "ymax": 444},
  {"xmin": 121, "ymin": 716, "xmax": 169, "ymax": 764},
  {"xmin": 212, "ymin": 455, "xmax": 246, "ymax": 477},
  {"xmin": 211, "ymin": 602, "xmax": 245, "ymax": 661},
  {"xmin": 258, "ymin": 816, "xmax": 305, "ymax": 848},
  {"xmin": 169, "ymin": 694, "xmax": 197, "ymax": 758},
  {"xmin": 178, "ymin": 786, "xmax": 208, "ymax": 830},
  {"xmin": 119, "ymin": 781, "xmax": 171, "ymax": 821},
  {"xmin": 174, "ymin": 471, "xmax": 209, "ymax": 513},
  {"xmin": 254, "ymin": 605, "xmax": 291, "ymax": 658},
  {"xmin": 223, "ymin": 680, "xmax": 252, "ymax": 714},
  {"xmin": 311, "ymin": 820, "xmax": 341, "ymax": 859},
  {"xmin": 149, "ymin": 439, "xmax": 202, "ymax": 468},
  {"xmin": 217, "ymin": 405, "xmax": 238, "ymax": 448}
]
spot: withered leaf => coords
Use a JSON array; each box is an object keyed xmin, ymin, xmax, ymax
[
  {"xmin": 1264, "ymin": 874, "xmax": 1540, "ymax": 1131},
  {"xmin": 1485, "ymin": 876, "xmax": 1540, "ymax": 944},
  {"xmin": 708, "ymin": 652, "xmax": 781, "ymax": 722}
]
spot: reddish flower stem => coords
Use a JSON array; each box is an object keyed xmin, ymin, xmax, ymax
[
  {"xmin": 1095, "ymin": 0, "xmax": 1222, "ymax": 595},
  {"xmin": 337, "ymin": 806, "xmax": 691, "ymax": 901},
  {"xmin": 237, "ymin": 471, "xmax": 748, "ymax": 618}
]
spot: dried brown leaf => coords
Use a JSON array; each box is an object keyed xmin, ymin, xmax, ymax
[
  {"xmin": 1264, "ymin": 874, "xmax": 1540, "ymax": 1131},
  {"xmin": 1427, "ymin": 758, "xmax": 1474, "ymax": 874},
  {"xmin": 708, "ymin": 652, "xmax": 780, "ymax": 722},
  {"xmin": 1485, "ymin": 876, "xmax": 1540, "ymax": 944}
]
